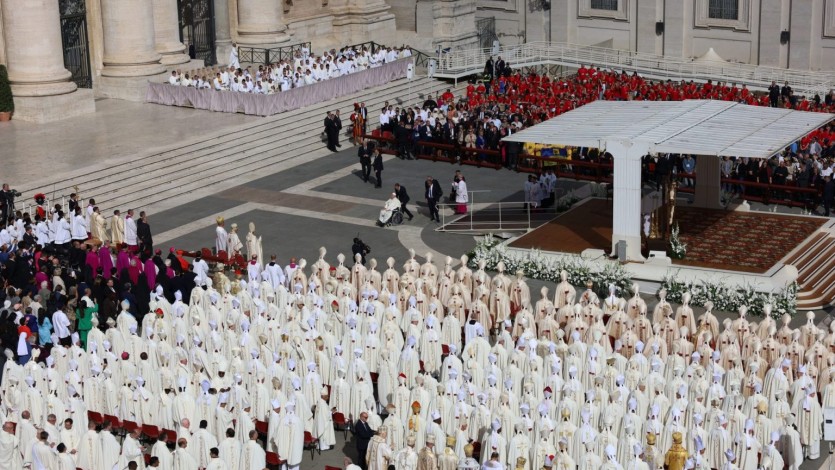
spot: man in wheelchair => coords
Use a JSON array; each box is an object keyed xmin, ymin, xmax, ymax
[{"xmin": 377, "ymin": 193, "xmax": 404, "ymax": 227}]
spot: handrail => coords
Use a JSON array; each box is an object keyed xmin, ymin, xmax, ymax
[
  {"xmin": 238, "ymin": 41, "xmax": 312, "ymax": 65},
  {"xmin": 436, "ymin": 201, "xmax": 535, "ymax": 232},
  {"xmin": 342, "ymin": 40, "xmax": 432, "ymax": 69},
  {"xmin": 433, "ymin": 41, "xmax": 833, "ymax": 96}
]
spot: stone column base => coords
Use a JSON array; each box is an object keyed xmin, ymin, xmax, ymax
[
  {"xmin": 11, "ymin": 89, "xmax": 96, "ymax": 123},
  {"xmin": 215, "ymin": 41, "xmax": 233, "ymax": 67},
  {"xmin": 159, "ymin": 51, "xmax": 192, "ymax": 66},
  {"xmin": 94, "ymin": 72, "xmax": 169, "ymax": 101},
  {"xmin": 177, "ymin": 58, "xmax": 209, "ymax": 73}
]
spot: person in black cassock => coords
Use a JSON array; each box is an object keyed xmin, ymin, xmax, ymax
[
  {"xmin": 137, "ymin": 211, "xmax": 153, "ymax": 256},
  {"xmin": 394, "ymin": 183, "xmax": 413, "ymax": 221}
]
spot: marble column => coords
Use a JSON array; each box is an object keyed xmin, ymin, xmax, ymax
[
  {"xmin": 0, "ymin": 0, "xmax": 95, "ymax": 122},
  {"xmin": 100, "ymin": 0, "xmax": 165, "ymax": 77},
  {"xmin": 432, "ymin": 0, "xmax": 479, "ymax": 51},
  {"xmin": 609, "ymin": 140, "xmax": 649, "ymax": 261},
  {"xmin": 693, "ymin": 156, "xmax": 723, "ymax": 210},
  {"xmin": 153, "ymin": 0, "xmax": 190, "ymax": 65},
  {"xmin": 235, "ymin": 0, "xmax": 290, "ymax": 47},
  {"xmin": 214, "ymin": 0, "xmax": 233, "ymax": 63},
  {"xmin": 1, "ymin": 0, "xmax": 77, "ymax": 97},
  {"xmin": 331, "ymin": 0, "xmax": 397, "ymax": 45}
]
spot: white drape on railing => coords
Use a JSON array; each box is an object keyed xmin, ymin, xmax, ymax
[{"xmin": 145, "ymin": 59, "xmax": 412, "ymax": 116}]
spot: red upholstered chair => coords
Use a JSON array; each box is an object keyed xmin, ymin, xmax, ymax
[
  {"xmin": 441, "ymin": 344, "xmax": 450, "ymax": 356},
  {"xmin": 103, "ymin": 414, "xmax": 121, "ymax": 429},
  {"xmin": 159, "ymin": 429, "xmax": 174, "ymax": 443},
  {"xmin": 255, "ymin": 420, "xmax": 268, "ymax": 443},
  {"xmin": 141, "ymin": 424, "xmax": 161, "ymax": 443},
  {"xmin": 303, "ymin": 431, "xmax": 320, "ymax": 459},
  {"xmin": 265, "ymin": 451, "xmax": 285, "ymax": 470},
  {"xmin": 325, "ymin": 466, "xmax": 342, "ymax": 470},
  {"xmin": 332, "ymin": 411, "xmax": 349, "ymax": 440},
  {"xmin": 121, "ymin": 420, "xmax": 139, "ymax": 436},
  {"xmin": 87, "ymin": 411, "xmax": 104, "ymax": 426}
]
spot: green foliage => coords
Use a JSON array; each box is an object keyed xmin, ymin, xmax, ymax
[
  {"xmin": 659, "ymin": 273, "xmax": 797, "ymax": 317},
  {"xmin": 467, "ymin": 234, "xmax": 632, "ymax": 298},
  {"xmin": 0, "ymin": 65, "xmax": 13, "ymax": 114}
]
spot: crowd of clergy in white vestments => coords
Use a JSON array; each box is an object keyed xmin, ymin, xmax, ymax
[
  {"xmin": 166, "ymin": 44, "xmax": 413, "ymax": 95},
  {"xmin": 0, "ymin": 224, "xmax": 829, "ymax": 470}
]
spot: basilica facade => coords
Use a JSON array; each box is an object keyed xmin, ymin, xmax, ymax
[{"xmin": 0, "ymin": 0, "xmax": 833, "ymax": 123}]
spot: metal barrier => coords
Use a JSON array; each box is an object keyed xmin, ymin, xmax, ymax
[
  {"xmin": 437, "ymin": 201, "xmax": 534, "ymax": 232},
  {"xmin": 433, "ymin": 41, "xmax": 834, "ymax": 95},
  {"xmin": 238, "ymin": 42, "xmax": 312, "ymax": 65},
  {"xmin": 342, "ymin": 40, "xmax": 433, "ymax": 71}
]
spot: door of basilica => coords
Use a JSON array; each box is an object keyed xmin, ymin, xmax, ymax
[
  {"xmin": 177, "ymin": 0, "xmax": 217, "ymax": 65},
  {"xmin": 59, "ymin": 0, "xmax": 93, "ymax": 89}
]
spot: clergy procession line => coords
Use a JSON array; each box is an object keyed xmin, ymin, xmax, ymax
[{"xmin": 0, "ymin": 194, "xmax": 828, "ymax": 470}]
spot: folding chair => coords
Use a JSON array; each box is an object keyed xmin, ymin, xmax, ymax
[
  {"xmin": 303, "ymin": 431, "xmax": 320, "ymax": 459},
  {"xmin": 266, "ymin": 451, "xmax": 285, "ymax": 470},
  {"xmin": 332, "ymin": 411, "xmax": 350, "ymax": 440}
]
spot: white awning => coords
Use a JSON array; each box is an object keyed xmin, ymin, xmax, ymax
[
  {"xmin": 693, "ymin": 47, "xmax": 726, "ymax": 63},
  {"xmin": 503, "ymin": 100, "xmax": 834, "ymax": 158}
]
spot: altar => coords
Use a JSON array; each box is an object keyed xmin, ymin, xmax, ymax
[
  {"xmin": 500, "ymin": 100, "xmax": 835, "ymax": 306},
  {"xmin": 502, "ymin": 99, "xmax": 833, "ymax": 261}
]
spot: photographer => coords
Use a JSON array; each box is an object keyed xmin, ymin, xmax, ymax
[
  {"xmin": 351, "ymin": 237, "xmax": 370, "ymax": 265},
  {"xmin": 0, "ymin": 184, "xmax": 20, "ymax": 223}
]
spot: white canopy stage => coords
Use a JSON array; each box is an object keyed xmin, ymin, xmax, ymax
[{"xmin": 503, "ymin": 100, "xmax": 834, "ymax": 261}]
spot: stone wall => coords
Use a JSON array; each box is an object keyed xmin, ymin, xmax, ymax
[{"xmin": 481, "ymin": 0, "xmax": 835, "ymax": 71}]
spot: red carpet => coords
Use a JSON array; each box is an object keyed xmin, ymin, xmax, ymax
[
  {"xmin": 509, "ymin": 200, "xmax": 825, "ymax": 274},
  {"xmin": 672, "ymin": 207, "xmax": 825, "ymax": 273}
]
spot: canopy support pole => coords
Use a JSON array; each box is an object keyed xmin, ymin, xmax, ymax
[
  {"xmin": 693, "ymin": 155, "xmax": 723, "ymax": 209},
  {"xmin": 608, "ymin": 140, "xmax": 648, "ymax": 262}
]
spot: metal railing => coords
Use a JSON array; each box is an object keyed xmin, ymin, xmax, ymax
[
  {"xmin": 437, "ymin": 201, "xmax": 534, "ymax": 232},
  {"xmin": 238, "ymin": 41, "xmax": 312, "ymax": 65},
  {"xmin": 342, "ymin": 40, "xmax": 433, "ymax": 70},
  {"xmin": 433, "ymin": 41, "xmax": 834, "ymax": 96}
]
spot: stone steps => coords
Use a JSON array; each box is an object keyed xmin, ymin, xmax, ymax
[
  {"xmin": 19, "ymin": 76, "xmax": 460, "ymax": 219},
  {"xmin": 790, "ymin": 226, "xmax": 835, "ymax": 310}
]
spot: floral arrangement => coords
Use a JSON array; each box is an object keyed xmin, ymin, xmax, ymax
[
  {"xmin": 467, "ymin": 235, "xmax": 798, "ymax": 317},
  {"xmin": 659, "ymin": 273, "xmax": 797, "ymax": 318},
  {"xmin": 668, "ymin": 223, "xmax": 686, "ymax": 259},
  {"xmin": 468, "ymin": 235, "xmax": 632, "ymax": 298}
]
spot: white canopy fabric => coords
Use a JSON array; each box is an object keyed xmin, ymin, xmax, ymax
[
  {"xmin": 503, "ymin": 100, "xmax": 834, "ymax": 158},
  {"xmin": 693, "ymin": 48, "xmax": 726, "ymax": 63}
]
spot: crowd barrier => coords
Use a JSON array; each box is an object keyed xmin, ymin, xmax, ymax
[
  {"xmin": 145, "ymin": 59, "xmax": 412, "ymax": 117},
  {"xmin": 363, "ymin": 134, "xmax": 826, "ymax": 210}
]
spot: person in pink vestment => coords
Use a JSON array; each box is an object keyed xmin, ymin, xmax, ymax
[
  {"xmin": 85, "ymin": 246, "xmax": 100, "ymax": 279},
  {"xmin": 99, "ymin": 242, "xmax": 114, "ymax": 279},
  {"xmin": 144, "ymin": 257, "xmax": 157, "ymax": 290},
  {"xmin": 116, "ymin": 244, "xmax": 130, "ymax": 275},
  {"xmin": 34, "ymin": 270, "xmax": 48, "ymax": 290}
]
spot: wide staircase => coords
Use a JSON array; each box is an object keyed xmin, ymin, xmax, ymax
[
  {"xmin": 784, "ymin": 219, "xmax": 835, "ymax": 310},
  {"xmin": 17, "ymin": 75, "xmax": 461, "ymax": 220}
]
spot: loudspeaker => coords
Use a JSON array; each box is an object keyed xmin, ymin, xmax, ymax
[
  {"xmin": 780, "ymin": 30, "xmax": 790, "ymax": 44},
  {"xmin": 656, "ymin": 22, "xmax": 665, "ymax": 35},
  {"xmin": 616, "ymin": 240, "xmax": 627, "ymax": 262}
]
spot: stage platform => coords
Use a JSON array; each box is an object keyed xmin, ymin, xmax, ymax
[{"xmin": 510, "ymin": 198, "xmax": 826, "ymax": 274}]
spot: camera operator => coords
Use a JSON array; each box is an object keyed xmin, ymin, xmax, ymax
[
  {"xmin": 351, "ymin": 237, "xmax": 370, "ymax": 265},
  {"xmin": 0, "ymin": 184, "xmax": 20, "ymax": 223}
]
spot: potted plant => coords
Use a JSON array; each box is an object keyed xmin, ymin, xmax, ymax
[{"xmin": 0, "ymin": 64, "xmax": 13, "ymax": 121}]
